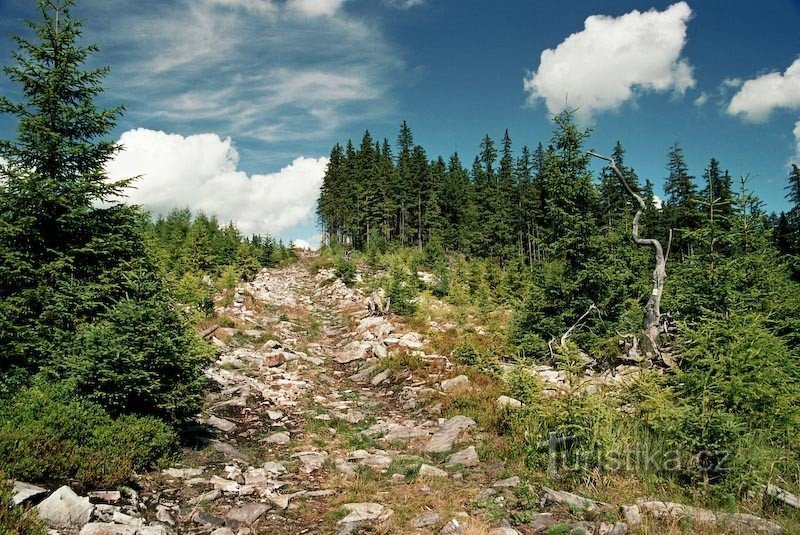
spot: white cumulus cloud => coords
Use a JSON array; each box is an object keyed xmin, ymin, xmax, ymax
[
  {"xmin": 727, "ymin": 58, "xmax": 800, "ymax": 122},
  {"xmin": 106, "ymin": 129, "xmax": 327, "ymax": 237},
  {"xmin": 524, "ymin": 2, "xmax": 695, "ymax": 119}
]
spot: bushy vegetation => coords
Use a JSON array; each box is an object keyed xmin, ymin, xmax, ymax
[
  {"xmin": 317, "ymin": 110, "xmax": 800, "ymax": 509},
  {"xmin": 143, "ymin": 208, "xmax": 294, "ymax": 317},
  {"xmin": 0, "ymin": 383, "xmax": 176, "ymax": 488},
  {"xmin": 0, "ymin": 477, "xmax": 47, "ymax": 535},
  {"xmin": 0, "ymin": 0, "xmax": 227, "ymax": 487}
]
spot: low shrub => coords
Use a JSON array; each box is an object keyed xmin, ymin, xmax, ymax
[
  {"xmin": 0, "ymin": 383, "xmax": 177, "ymax": 488},
  {"xmin": 0, "ymin": 476, "xmax": 47, "ymax": 535},
  {"xmin": 334, "ymin": 257, "xmax": 357, "ymax": 286}
]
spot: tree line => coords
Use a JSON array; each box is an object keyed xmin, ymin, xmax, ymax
[{"xmin": 317, "ymin": 114, "xmax": 799, "ymax": 266}]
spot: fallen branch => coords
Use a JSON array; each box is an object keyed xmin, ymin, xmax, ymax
[{"xmin": 560, "ymin": 303, "xmax": 599, "ymax": 348}]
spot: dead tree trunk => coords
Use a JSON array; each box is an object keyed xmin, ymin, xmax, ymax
[{"xmin": 589, "ymin": 151, "xmax": 670, "ymax": 365}]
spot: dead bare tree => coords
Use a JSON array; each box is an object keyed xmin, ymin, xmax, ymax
[{"xmin": 588, "ymin": 151, "xmax": 673, "ymax": 366}]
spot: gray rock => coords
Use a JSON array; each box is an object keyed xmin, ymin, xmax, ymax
[
  {"xmin": 474, "ymin": 488, "xmax": 496, "ymax": 501},
  {"xmin": 208, "ymin": 415, "xmax": 237, "ymax": 433},
  {"xmin": 226, "ymin": 503, "xmax": 269, "ymax": 527},
  {"xmin": 87, "ymin": 491, "xmax": 121, "ymax": 504},
  {"xmin": 264, "ymin": 431, "xmax": 291, "ymax": 445},
  {"xmin": 441, "ymin": 375, "xmax": 469, "ymax": 392},
  {"xmin": 350, "ymin": 364, "xmax": 380, "ymax": 382},
  {"xmin": 411, "ymin": 512, "xmax": 442, "ymax": 528},
  {"xmin": 11, "ymin": 481, "xmax": 47, "ymax": 505},
  {"xmin": 211, "ymin": 440, "xmax": 248, "ymax": 461},
  {"xmin": 189, "ymin": 489, "xmax": 222, "ymax": 505},
  {"xmin": 424, "ymin": 416, "xmax": 476, "ymax": 453},
  {"xmin": 398, "ymin": 333, "xmax": 424, "ymax": 350},
  {"xmin": 419, "ymin": 464, "xmax": 448, "ymax": 478},
  {"xmin": 540, "ymin": 487, "xmax": 610, "ymax": 513},
  {"xmin": 488, "ymin": 528, "xmax": 521, "ymax": 535},
  {"xmin": 262, "ymin": 461, "xmax": 287, "ymax": 475},
  {"xmin": 621, "ymin": 505, "xmax": 641, "ymax": 527},
  {"xmin": 292, "ymin": 451, "xmax": 327, "ymax": 473},
  {"xmin": 439, "ymin": 518, "xmax": 464, "ymax": 535},
  {"xmin": 337, "ymin": 502, "xmax": 392, "ymax": 524},
  {"xmin": 493, "ymin": 476, "xmax": 520, "ymax": 488},
  {"xmin": 496, "ymin": 395, "xmax": 523, "ymax": 408},
  {"xmin": 370, "ymin": 369, "xmax": 391, "ymax": 385},
  {"xmin": 37, "ymin": 486, "xmax": 94, "ymax": 530},
  {"xmin": 446, "ymin": 446, "xmax": 480, "ymax": 467},
  {"xmin": 156, "ymin": 505, "xmax": 175, "ymax": 526},
  {"xmin": 528, "ymin": 513, "xmax": 559, "ymax": 533},
  {"xmin": 210, "ymin": 529, "xmax": 235, "ymax": 535},
  {"xmin": 79, "ymin": 523, "xmax": 137, "ymax": 535},
  {"xmin": 161, "ymin": 468, "xmax": 203, "ymax": 479}
]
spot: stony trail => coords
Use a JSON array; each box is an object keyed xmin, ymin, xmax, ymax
[
  {"xmin": 23, "ymin": 255, "xmax": 787, "ymax": 535},
  {"xmin": 136, "ymin": 256, "xmax": 513, "ymax": 535}
]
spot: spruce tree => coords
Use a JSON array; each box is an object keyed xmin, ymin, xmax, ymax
[
  {"xmin": 663, "ymin": 143, "xmax": 701, "ymax": 256},
  {"xmin": 0, "ymin": 0, "xmax": 206, "ymax": 419}
]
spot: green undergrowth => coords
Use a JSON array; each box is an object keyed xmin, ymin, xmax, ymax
[{"xmin": 0, "ymin": 382, "xmax": 177, "ymax": 489}]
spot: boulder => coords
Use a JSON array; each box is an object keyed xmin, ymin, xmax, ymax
[
  {"xmin": 441, "ymin": 375, "xmax": 469, "ymax": 392},
  {"xmin": 424, "ymin": 416, "xmax": 476, "ymax": 453},
  {"xmin": 225, "ymin": 503, "xmax": 269, "ymax": 527},
  {"xmin": 496, "ymin": 395, "xmax": 523, "ymax": 408},
  {"xmin": 411, "ymin": 512, "xmax": 442, "ymax": 528},
  {"xmin": 37, "ymin": 486, "xmax": 94, "ymax": 530},
  {"xmin": 207, "ymin": 415, "xmax": 237, "ymax": 433},
  {"xmin": 79, "ymin": 523, "xmax": 137, "ymax": 535},
  {"xmin": 11, "ymin": 481, "xmax": 47, "ymax": 506},
  {"xmin": 540, "ymin": 487, "xmax": 611, "ymax": 513},
  {"xmin": 419, "ymin": 464, "xmax": 448, "ymax": 478},
  {"xmin": 337, "ymin": 502, "xmax": 392, "ymax": 524},
  {"xmin": 446, "ymin": 446, "xmax": 480, "ymax": 467}
]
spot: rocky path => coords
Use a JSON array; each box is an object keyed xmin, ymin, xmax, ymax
[
  {"xmin": 19, "ymin": 255, "xmax": 787, "ymax": 535},
  {"xmin": 134, "ymin": 258, "xmax": 516, "ymax": 535}
]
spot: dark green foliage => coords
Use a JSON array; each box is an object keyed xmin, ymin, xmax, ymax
[
  {"xmin": 0, "ymin": 476, "xmax": 47, "ymax": 535},
  {"xmin": 334, "ymin": 257, "xmax": 357, "ymax": 286},
  {"xmin": 66, "ymin": 262, "xmax": 211, "ymax": 421},
  {"xmin": 0, "ymin": 0, "xmax": 207, "ymax": 421},
  {"xmin": 385, "ymin": 265, "xmax": 418, "ymax": 315},
  {"xmin": 0, "ymin": 383, "xmax": 176, "ymax": 488}
]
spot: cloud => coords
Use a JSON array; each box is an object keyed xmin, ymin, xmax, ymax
[
  {"xmin": 523, "ymin": 2, "xmax": 695, "ymax": 119},
  {"xmin": 287, "ymin": 0, "xmax": 345, "ymax": 17},
  {"xmin": 722, "ymin": 78, "xmax": 743, "ymax": 89},
  {"xmin": 727, "ymin": 58, "xmax": 800, "ymax": 122},
  {"xmin": 106, "ymin": 129, "xmax": 327, "ymax": 237},
  {"xmin": 291, "ymin": 239, "xmax": 313, "ymax": 250},
  {"xmin": 83, "ymin": 0, "xmax": 404, "ymax": 144},
  {"xmin": 384, "ymin": 0, "xmax": 425, "ymax": 8},
  {"xmin": 693, "ymin": 91, "xmax": 708, "ymax": 107},
  {"xmin": 652, "ymin": 194, "xmax": 663, "ymax": 210},
  {"xmin": 794, "ymin": 120, "xmax": 800, "ymax": 164}
]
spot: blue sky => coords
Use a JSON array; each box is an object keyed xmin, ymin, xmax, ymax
[{"xmin": 1, "ymin": 0, "xmax": 800, "ymax": 247}]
